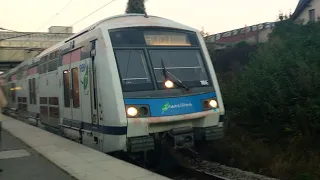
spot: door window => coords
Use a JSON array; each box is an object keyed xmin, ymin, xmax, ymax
[
  {"xmin": 63, "ymin": 70, "xmax": 70, "ymax": 107},
  {"xmin": 72, "ymin": 67, "xmax": 80, "ymax": 108}
]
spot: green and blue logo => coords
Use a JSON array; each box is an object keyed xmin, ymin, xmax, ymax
[
  {"xmin": 161, "ymin": 101, "xmax": 193, "ymax": 114},
  {"xmin": 80, "ymin": 63, "xmax": 88, "ymax": 90}
]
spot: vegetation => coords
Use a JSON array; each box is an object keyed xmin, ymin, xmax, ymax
[
  {"xmin": 202, "ymin": 20, "xmax": 320, "ymax": 180},
  {"xmin": 125, "ymin": 0, "xmax": 146, "ymax": 14}
]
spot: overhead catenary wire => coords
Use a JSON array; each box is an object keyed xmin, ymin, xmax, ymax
[
  {"xmin": 36, "ymin": 0, "xmax": 76, "ymax": 32},
  {"xmin": 7, "ymin": 0, "xmax": 119, "ymax": 61},
  {"xmin": 5, "ymin": 0, "xmax": 77, "ymax": 60},
  {"xmin": 0, "ymin": 0, "xmax": 76, "ymax": 42},
  {"xmin": 71, "ymin": 0, "xmax": 118, "ymax": 26}
]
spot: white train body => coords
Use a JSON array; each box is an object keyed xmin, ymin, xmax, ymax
[{"xmin": 2, "ymin": 14, "xmax": 225, "ymax": 154}]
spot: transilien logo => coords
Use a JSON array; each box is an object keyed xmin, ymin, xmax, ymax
[
  {"xmin": 162, "ymin": 102, "xmax": 170, "ymax": 114},
  {"xmin": 161, "ymin": 101, "xmax": 193, "ymax": 114}
]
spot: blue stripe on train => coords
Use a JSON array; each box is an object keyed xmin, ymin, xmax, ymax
[
  {"xmin": 124, "ymin": 92, "xmax": 217, "ymax": 117},
  {"xmin": 62, "ymin": 119, "xmax": 127, "ymax": 135},
  {"xmin": 64, "ymin": 92, "xmax": 216, "ymax": 135},
  {"xmin": 82, "ymin": 123, "xmax": 127, "ymax": 135}
]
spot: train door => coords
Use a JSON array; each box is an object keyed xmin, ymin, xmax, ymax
[
  {"xmin": 89, "ymin": 40, "xmax": 99, "ymax": 127},
  {"xmin": 79, "ymin": 48, "xmax": 98, "ymax": 127},
  {"xmin": 61, "ymin": 48, "xmax": 83, "ymax": 130},
  {"xmin": 80, "ymin": 40, "xmax": 103, "ymax": 151}
]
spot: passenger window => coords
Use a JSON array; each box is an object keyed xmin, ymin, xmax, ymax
[
  {"xmin": 28, "ymin": 78, "xmax": 36, "ymax": 104},
  {"xmin": 29, "ymin": 79, "xmax": 32, "ymax": 104},
  {"xmin": 11, "ymin": 83, "xmax": 16, "ymax": 102},
  {"xmin": 48, "ymin": 60, "xmax": 57, "ymax": 72},
  {"xmin": 32, "ymin": 78, "xmax": 36, "ymax": 104},
  {"xmin": 63, "ymin": 70, "xmax": 70, "ymax": 107},
  {"xmin": 71, "ymin": 68, "xmax": 80, "ymax": 108}
]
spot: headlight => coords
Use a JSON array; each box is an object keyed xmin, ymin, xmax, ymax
[
  {"xmin": 127, "ymin": 107, "xmax": 138, "ymax": 117},
  {"xmin": 165, "ymin": 80, "xmax": 174, "ymax": 88},
  {"xmin": 202, "ymin": 98, "xmax": 219, "ymax": 110},
  {"xmin": 125, "ymin": 105, "xmax": 150, "ymax": 117},
  {"xmin": 209, "ymin": 99, "xmax": 218, "ymax": 108}
]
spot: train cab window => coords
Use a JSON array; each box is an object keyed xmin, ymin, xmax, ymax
[
  {"xmin": 149, "ymin": 49, "xmax": 210, "ymax": 89},
  {"xmin": 114, "ymin": 50, "xmax": 153, "ymax": 91},
  {"xmin": 63, "ymin": 70, "xmax": 70, "ymax": 107},
  {"xmin": 71, "ymin": 68, "xmax": 80, "ymax": 108}
]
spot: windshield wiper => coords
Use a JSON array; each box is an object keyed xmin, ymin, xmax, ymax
[{"xmin": 161, "ymin": 58, "xmax": 189, "ymax": 91}]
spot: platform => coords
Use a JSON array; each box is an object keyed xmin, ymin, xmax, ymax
[
  {"xmin": 1, "ymin": 115, "xmax": 171, "ymax": 180},
  {"xmin": 0, "ymin": 129, "xmax": 76, "ymax": 180}
]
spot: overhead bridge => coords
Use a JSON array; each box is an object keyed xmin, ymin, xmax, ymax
[
  {"xmin": 0, "ymin": 27, "xmax": 74, "ymax": 73},
  {"xmin": 0, "ymin": 61, "xmax": 22, "ymax": 72}
]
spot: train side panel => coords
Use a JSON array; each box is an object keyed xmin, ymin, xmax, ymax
[{"xmin": 93, "ymin": 30, "xmax": 127, "ymax": 152}]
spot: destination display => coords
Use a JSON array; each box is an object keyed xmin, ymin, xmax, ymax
[{"xmin": 144, "ymin": 32, "xmax": 191, "ymax": 46}]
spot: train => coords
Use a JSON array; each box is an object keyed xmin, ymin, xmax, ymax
[{"xmin": 1, "ymin": 14, "xmax": 225, "ymax": 161}]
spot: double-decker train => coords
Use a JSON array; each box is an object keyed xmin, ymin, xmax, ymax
[{"xmin": 1, "ymin": 14, "xmax": 225, "ymax": 160}]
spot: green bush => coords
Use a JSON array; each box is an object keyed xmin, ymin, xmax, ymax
[
  {"xmin": 206, "ymin": 20, "xmax": 320, "ymax": 179},
  {"xmin": 228, "ymin": 20, "xmax": 320, "ymax": 142}
]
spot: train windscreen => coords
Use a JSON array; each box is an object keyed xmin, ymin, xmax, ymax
[
  {"xmin": 110, "ymin": 27, "xmax": 211, "ymax": 92},
  {"xmin": 148, "ymin": 49, "xmax": 210, "ymax": 89}
]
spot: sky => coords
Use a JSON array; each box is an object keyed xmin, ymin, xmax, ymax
[{"xmin": 0, "ymin": 0, "xmax": 298, "ymax": 35}]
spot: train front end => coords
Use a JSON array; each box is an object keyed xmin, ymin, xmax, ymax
[{"xmin": 109, "ymin": 23, "xmax": 224, "ymax": 153}]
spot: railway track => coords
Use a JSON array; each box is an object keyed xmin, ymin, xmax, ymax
[
  {"xmin": 164, "ymin": 147, "xmax": 230, "ymax": 180},
  {"xmin": 166, "ymin": 147, "xmax": 278, "ymax": 180}
]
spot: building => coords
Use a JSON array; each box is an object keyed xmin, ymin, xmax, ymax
[
  {"xmin": 291, "ymin": 0, "xmax": 319, "ymax": 23},
  {"xmin": 204, "ymin": 22, "xmax": 276, "ymax": 48},
  {"xmin": 0, "ymin": 26, "xmax": 73, "ymax": 72}
]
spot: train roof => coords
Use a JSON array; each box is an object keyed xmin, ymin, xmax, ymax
[{"xmin": 2, "ymin": 14, "xmax": 198, "ymax": 78}]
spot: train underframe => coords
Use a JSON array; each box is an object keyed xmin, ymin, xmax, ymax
[{"xmin": 126, "ymin": 125, "xmax": 224, "ymax": 168}]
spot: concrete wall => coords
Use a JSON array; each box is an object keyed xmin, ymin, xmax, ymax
[
  {"xmin": 204, "ymin": 26, "xmax": 274, "ymax": 49},
  {"xmin": 48, "ymin": 26, "xmax": 73, "ymax": 33},
  {"xmin": 0, "ymin": 31, "xmax": 73, "ymax": 62}
]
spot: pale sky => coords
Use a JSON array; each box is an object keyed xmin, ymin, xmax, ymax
[{"xmin": 1, "ymin": 0, "xmax": 298, "ymax": 34}]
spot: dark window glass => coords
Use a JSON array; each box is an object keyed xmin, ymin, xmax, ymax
[
  {"xmin": 29, "ymin": 78, "xmax": 36, "ymax": 104},
  {"xmin": 114, "ymin": 50, "xmax": 153, "ymax": 91},
  {"xmin": 40, "ymin": 97, "xmax": 47, "ymax": 104},
  {"xmin": 149, "ymin": 49, "xmax": 210, "ymax": 89},
  {"xmin": 49, "ymin": 107, "xmax": 59, "ymax": 118},
  {"xmin": 49, "ymin": 97, "xmax": 59, "ymax": 105},
  {"xmin": 40, "ymin": 106, "xmax": 48, "ymax": 117},
  {"xmin": 48, "ymin": 60, "xmax": 57, "ymax": 72},
  {"xmin": 109, "ymin": 28, "xmax": 199, "ymax": 47},
  {"xmin": 32, "ymin": 78, "xmax": 36, "ymax": 104},
  {"xmin": 40, "ymin": 63, "xmax": 47, "ymax": 74},
  {"xmin": 71, "ymin": 68, "xmax": 80, "ymax": 108},
  {"xmin": 309, "ymin": 9, "xmax": 315, "ymax": 22},
  {"xmin": 28, "ymin": 79, "xmax": 32, "ymax": 104},
  {"xmin": 11, "ymin": 83, "xmax": 15, "ymax": 102},
  {"xmin": 63, "ymin": 70, "xmax": 70, "ymax": 107}
]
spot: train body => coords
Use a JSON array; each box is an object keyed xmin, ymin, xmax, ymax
[{"xmin": 1, "ymin": 14, "xmax": 225, "ymax": 156}]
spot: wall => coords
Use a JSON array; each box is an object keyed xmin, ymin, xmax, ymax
[
  {"xmin": 204, "ymin": 24, "xmax": 274, "ymax": 49},
  {"xmin": 0, "ymin": 31, "xmax": 73, "ymax": 62},
  {"xmin": 296, "ymin": 0, "xmax": 320, "ymax": 24}
]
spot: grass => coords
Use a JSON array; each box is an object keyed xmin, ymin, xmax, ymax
[{"xmin": 197, "ymin": 124, "xmax": 320, "ymax": 180}]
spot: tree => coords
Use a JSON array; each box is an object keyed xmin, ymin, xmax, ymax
[
  {"xmin": 226, "ymin": 20, "xmax": 320, "ymax": 141},
  {"xmin": 200, "ymin": 26, "xmax": 210, "ymax": 37},
  {"xmin": 125, "ymin": 0, "xmax": 146, "ymax": 14}
]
